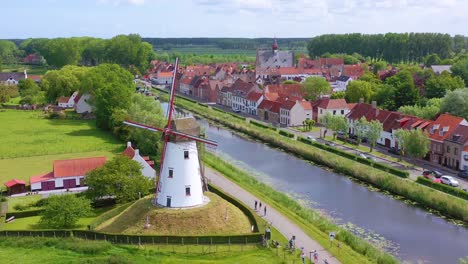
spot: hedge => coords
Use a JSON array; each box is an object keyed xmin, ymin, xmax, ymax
[
  {"xmin": 297, "ymin": 137, "xmax": 409, "ymax": 178},
  {"xmin": 208, "ymin": 184, "xmax": 262, "ymax": 233},
  {"xmin": 250, "ymin": 120, "xmax": 276, "ymax": 131},
  {"xmin": 198, "ymin": 103, "xmax": 209, "ymax": 108},
  {"xmin": 278, "ymin": 130, "xmax": 294, "ymax": 138},
  {"xmin": 228, "ymin": 113, "xmax": 246, "ymax": 120},
  {"xmin": 6, "ymin": 209, "xmax": 44, "ymax": 219},
  {"xmin": 416, "ymin": 177, "xmax": 468, "ymax": 201},
  {"xmin": 212, "ymin": 107, "xmax": 224, "ymax": 113}
]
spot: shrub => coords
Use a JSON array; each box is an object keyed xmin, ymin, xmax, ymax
[
  {"xmin": 278, "ymin": 130, "xmax": 294, "ymax": 138},
  {"xmin": 416, "ymin": 177, "xmax": 468, "ymax": 201},
  {"xmin": 250, "ymin": 120, "xmax": 269, "ymax": 129}
]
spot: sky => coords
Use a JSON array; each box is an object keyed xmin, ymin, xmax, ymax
[{"xmin": 1, "ymin": 0, "xmax": 467, "ymax": 39}]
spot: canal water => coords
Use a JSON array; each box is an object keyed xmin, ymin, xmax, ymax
[
  {"xmin": 199, "ymin": 119, "xmax": 468, "ymax": 264},
  {"xmin": 161, "ymin": 102, "xmax": 468, "ymax": 263}
]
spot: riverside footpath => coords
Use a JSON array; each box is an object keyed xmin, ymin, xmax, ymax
[{"xmin": 205, "ymin": 166, "xmax": 341, "ymax": 264}]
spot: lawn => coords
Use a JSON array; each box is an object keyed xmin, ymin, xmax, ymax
[
  {"xmin": 97, "ymin": 192, "xmax": 252, "ymax": 235},
  {"xmin": 1, "ymin": 64, "xmax": 49, "ymax": 75},
  {"xmin": 0, "ymin": 110, "xmax": 122, "ymax": 159},
  {"xmin": 0, "ymin": 237, "xmax": 295, "ymax": 264}
]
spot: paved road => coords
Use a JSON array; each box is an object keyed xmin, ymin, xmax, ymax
[{"xmin": 205, "ymin": 166, "xmax": 341, "ymax": 264}]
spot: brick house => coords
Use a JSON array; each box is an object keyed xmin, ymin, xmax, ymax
[
  {"xmin": 443, "ymin": 124, "xmax": 468, "ymax": 170},
  {"xmin": 257, "ymin": 99, "xmax": 282, "ymax": 125}
]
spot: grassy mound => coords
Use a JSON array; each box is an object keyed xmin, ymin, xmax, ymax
[{"xmin": 97, "ymin": 192, "xmax": 252, "ymax": 235}]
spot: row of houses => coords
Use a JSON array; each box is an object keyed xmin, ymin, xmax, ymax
[
  {"xmin": 346, "ymin": 102, "xmax": 468, "ymax": 171},
  {"xmin": 3, "ymin": 142, "xmax": 155, "ymax": 195}
]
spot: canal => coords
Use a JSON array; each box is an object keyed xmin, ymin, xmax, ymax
[{"xmin": 198, "ymin": 118, "xmax": 468, "ymax": 264}]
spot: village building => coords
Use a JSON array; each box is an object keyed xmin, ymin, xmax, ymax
[
  {"xmin": 245, "ymin": 91, "xmax": 263, "ymax": 115},
  {"xmin": 193, "ymin": 79, "xmax": 222, "ymax": 103},
  {"xmin": 462, "ymin": 146, "xmax": 468, "ymax": 171},
  {"xmin": 0, "ymin": 71, "xmax": 26, "ymax": 85},
  {"xmin": 23, "ymin": 53, "xmax": 44, "ymax": 65},
  {"xmin": 122, "ymin": 142, "xmax": 156, "ymax": 178},
  {"xmin": 4, "ymin": 179, "xmax": 26, "ymax": 195},
  {"xmin": 279, "ymin": 99, "xmax": 312, "ymax": 127},
  {"xmin": 151, "ymin": 71, "xmax": 173, "ymax": 85},
  {"xmin": 431, "ymin": 65, "xmax": 452, "ymax": 75},
  {"xmin": 57, "ymin": 91, "xmax": 78, "ymax": 108},
  {"xmin": 443, "ymin": 124, "xmax": 468, "ymax": 170},
  {"xmin": 343, "ymin": 64, "xmax": 365, "ymax": 80},
  {"xmin": 312, "ymin": 98, "xmax": 350, "ymax": 123},
  {"xmin": 74, "ymin": 93, "xmax": 93, "ymax": 114},
  {"xmin": 255, "ymin": 38, "xmax": 294, "ymax": 84},
  {"xmin": 257, "ymin": 99, "xmax": 282, "ymax": 125},
  {"xmin": 218, "ymin": 79, "xmax": 261, "ymax": 113},
  {"xmin": 334, "ymin": 76, "xmax": 352, "ymax": 92},
  {"xmin": 30, "ymin": 157, "xmax": 107, "ymax": 191},
  {"xmin": 427, "ymin": 114, "xmax": 467, "ymax": 166}
]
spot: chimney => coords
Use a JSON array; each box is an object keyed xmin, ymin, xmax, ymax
[
  {"xmin": 371, "ymin": 101, "xmax": 377, "ymax": 108},
  {"xmin": 359, "ymin": 98, "xmax": 364, "ymax": 104},
  {"xmin": 127, "ymin": 142, "xmax": 132, "ymax": 148},
  {"xmin": 135, "ymin": 149, "xmax": 140, "ymax": 156}
]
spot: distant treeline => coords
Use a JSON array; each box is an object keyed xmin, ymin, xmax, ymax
[
  {"xmin": 307, "ymin": 33, "xmax": 468, "ymax": 63},
  {"xmin": 142, "ymin": 38, "xmax": 309, "ymax": 51}
]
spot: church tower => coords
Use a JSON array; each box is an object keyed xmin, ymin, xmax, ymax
[{"xmin": 272, "ymin": 37, "xmax": 278, "ymax": 53}]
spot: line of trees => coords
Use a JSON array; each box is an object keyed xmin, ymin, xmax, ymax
[
  {"xmin": 307, "ymin": 33, "xmax": 467, "ymax": 63},
  {"xmin": 14, "ymin": 34, "xmax": 156, "ymax": 73}
]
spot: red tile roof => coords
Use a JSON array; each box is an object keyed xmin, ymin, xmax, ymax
[
  {"xmin": 464, "ymin": 146, "xmax": 468, "ymax": 152},
  {"xmin": 53, "ymin": 157, "xmax": 107, "ymax": 178},
  {"xmin": 158, "ymin": 71, "xmax": 173, "ymax": 78},
  {"xmin": 314, "ymin": 98, "xmax": 349, "ymax": 110},
  {"xmin": 300, "ymin": 101, "xmax": 312, "ymax": 110},
  {"xmin": 343, "ymin": 64, "xmax": 365, "ymax": 79},
  {"xmin": 348, "ymin": 103, "xmax": 357, "ymax": 110},
  {"xmin": 279, "ymin": 100, "xmax": 297, "ymax": 110},
  {"xmin": 346, "ymin": 103, "xmax": 378, "ymax": 121},
  {"xmin": 122, "ymin": 146, "xmax": 136, "ymax": 159},
  {"xmin": 428, "ymin": 113, "xmax": 465, "ymax": 142},
  {"xmin": 246, "ymin": 91, "xmax": 263, "ymax": 101},
  {"xmin": 74, "ymin": 94, "xmax": 82, "ymax": 103},
  {"xmin": 58, "ymin": 96, "xmax": 69, "ymax": 103},
  {"xmin": 258, "ymin": 99, "xmax": 282, "ymax": 113},
  {"xmin": 30, "ymin": 172, "xmax": 54, "ymax": 184},
  {"xmin": 445, "ymin": 125, "xmax": 468, "ymax": 145},
  {"xmin": 4, "ymin": 179, "xmax": 26, "ymax": 188}
]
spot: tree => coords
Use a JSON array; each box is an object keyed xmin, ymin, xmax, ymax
[
  {"xmin": 330, "ymin": 91, "xmax": 345, "ymax": 99},
  {"xmin": 39, "ymin": 38, "xmax": 83, "ymax": 68},
  {"xmin": 366, "ymin": 120, "xmax": 383, "ymax": 152},
  {"xmin": 345, "ymin": 80, "xmax": 374, "ymax": 103},
  {"xmin": 373, "ymin": 61, "xmax": 387, "ymax": 74},
  {"xmin": 394, "ymin": 129, "xmax": 410, "ymax": 160},
  {"xmin": 353, "ymin": 117, "xmax": 368, "ymax": 145},
  {"xmin": 301, "ymin": 77, "xmax": 330, "ymax": 101},
  {"xmin": 424, "ymin": 53, "xmax": 441, "ymax": 66},
  {"xmin": 425, "ymin": 71, "xmax": 465, "ymax": 99},
  {"xmin": 323, "ymin": 113, "xmax": 349, "ymax": 140},
  {"xmin": 451, "ymin": 58, "xmax": 468, "ymax": 84},
  {"xmin": 39, "ymin": 195, "xmax": 92, "ymax": 228},
  {"xmin": 41, "ymin": 66, "xmax": 89, "ymax": 102},
  {"xmin": 372, "ymin": 84, "xmax": 397, "ymax": 111},
  {"xmin": 0, "ymin": 40, "xmax": 21, "ymax": 64},
  {"xmin": 86, "ymin": 155, "xmax": 152, "ymax": 203},
  {"xmin": 440, "ymin": 88, "xmax": 468, "ymax": 119},
  {"xmin": 405, "ymin": 129, "xmax": 430, "ymax": 160},
  {"xmin": 0, "ymin": 85, "xmax": 19, "ymax": 103},
  {"xmin": 386, "ymin": 71, "xmax": 419, "ymax": 109},
  {"xmin": 82, "ymin": 64, "xmax": 134, "ymax": 130}
]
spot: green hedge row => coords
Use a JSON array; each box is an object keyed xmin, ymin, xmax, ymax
[
  {"xmin": 212, "ymin": 107, "xmax": 224, "ymax": 113},
  {"xmin": 249, "ymin": 120, "xmax": 276, "ymax": 131},
  {"xmin": 6, "ymin": 209, "xmax": 44, "ymax": 219},
  {"xmin": 208, "ymin": 184, "xmax": 262, "ymax": 233},
  {"xmin": 297, "ymin": 137, "xmax": 409, "ymax": 178},
  {"xmin": 278, "ymin": 130, "xmax": 294, "ymax": 138},
  {"xmin": 228, "ymin": 113, "xmax": 246, "ymax": 120},
  {"xmin": 0, "ymin": 229, "xmax": 262, "ymax": 245},
  {"xmin": 197, "ymin": 103, "xmax": 209, "ymax": 108},
  {"xmin": 416, "ymin": 177, "xmax": 468, "ymax": 201}
]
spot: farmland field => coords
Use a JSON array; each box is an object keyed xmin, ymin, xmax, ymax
[
  {"xmin": 0, "ymin": 64, "xmax": 49, "ymax": 75},
  {"xmin": 0, "ymin": 110, "xmax": 121, "ymax": 159},
  {"xmin": 0, "ymin": 110, "xmax": 121, "ymax": 188}
]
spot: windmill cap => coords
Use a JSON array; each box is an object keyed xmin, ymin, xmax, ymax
[{"xmin": 171, "ymin": 117, "xmax": 200, "ymax": 137}]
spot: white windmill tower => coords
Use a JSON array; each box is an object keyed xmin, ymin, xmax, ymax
[{"xmin": 123, "ymin": 58, "xmax": 217, "ymax": 208}]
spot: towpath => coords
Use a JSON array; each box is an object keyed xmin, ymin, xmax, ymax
[{"xmin": 205, "ymin": 166, "xmax": 341, "ymax": 264}]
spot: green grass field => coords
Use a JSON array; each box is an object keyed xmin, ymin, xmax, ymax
[
  {"xmin": 1, "ymin": 64, "xmax": 49, "ymax": 75},
  {"xmin": 0, "ymin": 236, "xmax": 297, "ymax": 264},
  {"xmin": 0, "ymin": 110, "xmax": 122, "ymax": 159},
  {"xmin": 97, "ymin": 192, "xmax": 252, "ymax": 235}
]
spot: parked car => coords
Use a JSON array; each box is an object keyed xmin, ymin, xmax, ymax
[
  {"xmin": 325, "ymin": 142, "xmax": 336, "ymax": 147},
  {"xmin": 359, "ymin": 153, "xmax": 368, "ymax": 159},
  {"xmin": 440, "ymin": 176, "xmax": 459, "ymax": 187},
  {"xmin": 388, "ymin": 147, "xmax": 401, "ymax": 155},
  {"xmin": 457, "ymin": 170, "xmax": 468, "ymax": 180},
  {"xmin": 233, "ymin": 109, "xmax": 241, "ymax": 113},
  {"xmin": 366, "ymin": 156, "xmax": 377, "ymax": 162},
  {"xmin": 423, "ymin": 170, "xmax": 443, "ymax": 178},
  {"xmin": 337, "ymin": 131, "xmax": 346, "ymax": 140},
  {"xmin": 306, "ymin": 136, "xmax": 316, "ymax": 141}
]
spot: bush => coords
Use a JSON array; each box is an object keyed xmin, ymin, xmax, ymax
[
  {"xmin": 198, "ymin": 102, "xmax": 209, "ymax": 108},
  {"xmin": 250, "ymin": 120, "xmax": 269, "ymax": 129},
  {"xmin": 278, "ymin": 130, "xmax": 294, "ymax": 138},
  {"xmin": 416, "ymin": 177, "xmax": 468, "ymax": 201}
]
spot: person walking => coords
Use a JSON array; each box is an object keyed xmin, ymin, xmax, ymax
[
  {"xmin": 313, "ymin": 250, "xmax": 318, "ymax": 263},
  {"xmin": 301, "ymin": 252, "xmax": 305, "ymax": 264},
  {"xmin": 259, "ymin": 201, "xmax": 262, "ymax": 209},
  {"xmin": 264, "ymin": 206, "xmax": 267, "ymax": 216},
  {"xmin": 254, "ymin": 200, "xmax": 258, "ymax": 211}
]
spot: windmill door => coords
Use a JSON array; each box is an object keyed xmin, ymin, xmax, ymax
[{"xmin": 166, "ymin": 196, "xmax": 171, "ymax": 207}]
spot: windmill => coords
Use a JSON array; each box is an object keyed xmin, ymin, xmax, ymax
[{"xmin": 123, "ymin": 58, "xmax": 217, "ymax": 208}]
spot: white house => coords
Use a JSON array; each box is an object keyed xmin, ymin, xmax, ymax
[
  {"xmin": 151, "ymin": 71, "xmax": 173, "ymax": 85},
  {"xmin": 279, "ymin": 100, "xmax": 313, "ymax": 127},
  {"xmin": 462, "ymin": 146, "xmax": 468, "ymax": 171},
  {"xmin": 334, "ymin": 76, "xmax": 352, "ymax": 92},
  {"xmin": 30, "ymin": 157, "xmax": 106, "ymax": 191},
  {"xmin": 122, "ymin": 142, "xmax": 156, "ymax": 178},
  {"xmin": 57, "ymin": 91, "xmax": 78, "ymax": 108},
  {"xmin": 312, "ymin": 98, "xmax": 350, "ymax": 123},
  {"xmin": 0, "ymin": 71, "xmax": 26, "ymax": 85},
  {"xmin": 74, "ymin": 93, "xmax": 92, "ymax": 114},
  {"xmin": 245, "ymin": 91, "xmax": 263, "ymax": 115}
]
